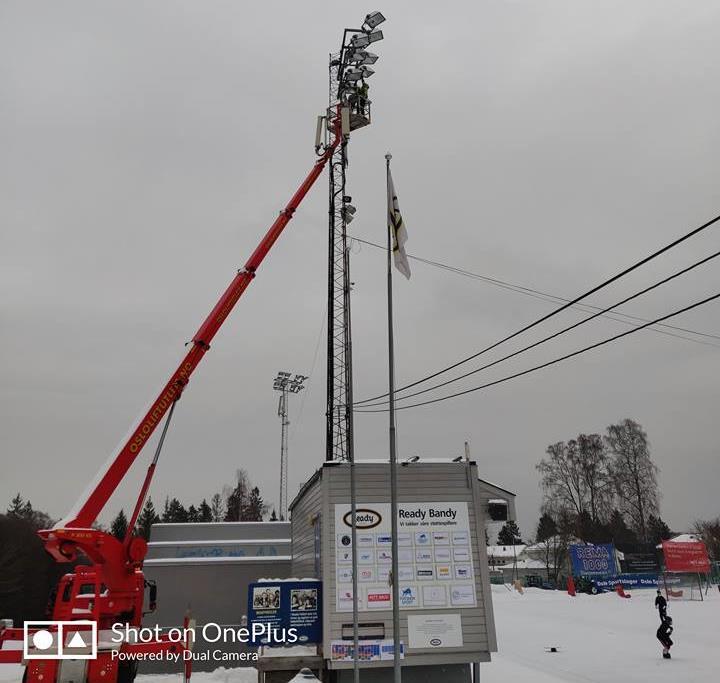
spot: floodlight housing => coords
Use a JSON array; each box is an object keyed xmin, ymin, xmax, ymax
[
  {"xmin": 343, "ymin": 69, "xmax": 364, "ymax": 82},
  {"xmin": 367, "ymin": 30, "xmax": 384, "ymax": 44},
  {"xmin": 361, "ymin": 67, "xmax": 375, "ymax": 79},
  {"xmin": 350, "ymin": 33, "xmax": 370, "ymax": 49},
  {"xmin": 363, "ymin": 11, "xmax": 386, "ymax": 30},
  {"xmin": 361, "ymin": 52, "xmax": 379, "ymax": 65}
]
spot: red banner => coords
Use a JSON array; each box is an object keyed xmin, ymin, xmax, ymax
[{"xmin": 662, "ymin": 540, "xmax": 710, "ymax": 573}]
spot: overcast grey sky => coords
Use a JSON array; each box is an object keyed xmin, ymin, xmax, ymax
[{"xmin": 2, "ymin": 1, "xmax": 719, "ymax": 536}]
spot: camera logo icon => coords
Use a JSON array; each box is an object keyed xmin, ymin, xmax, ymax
[{"xmin": 23, "ymin": 621, "xmax": 97, "ymax": 660}]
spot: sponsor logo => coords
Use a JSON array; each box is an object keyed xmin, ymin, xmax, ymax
[
  {"xmin": 455, "ymin": 564, "xmax": 472, "ymax": 579},
  {"xmin": 415, "ymin": 532, "xmax": 430, "ymax": 545},
  {"xmin": 436, "ymin": 565, "xmax": 452, "ymax": 579},
  {"xmin": 430, "ymin": 638, "xmax": 442, "ymax": 646},
  {"xmin": 343, "ymin": 509, "xmax": 382, "ymax": 529},
  {"xmin": 376, "ymin": 534, "xmax": 393, "ymax": 545},
  {"xmin": 399, "ymin": 586, "xmax": 418, "ymax": 607},
  {"xmin": 367, "ymin": 591, "xmax": 391, "ymax": 607}
]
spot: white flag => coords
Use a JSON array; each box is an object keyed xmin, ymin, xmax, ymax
[{"xmin": 387, "ymin": 169, "xmax": 411, "ymax": 279}]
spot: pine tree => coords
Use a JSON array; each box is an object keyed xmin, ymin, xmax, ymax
[
  {"xmin": 198, "ymin": 499, "xmax": 213, "ymax": 522},
  {"xmin": 225, "ymin": 472, "xmax": 250, "ymax": 522},
  {"xmin": 498, "ymin": 520, "xmax": 522, "ymax": 546},
  {"xmin": 6, "ymin": 495, "xmax": 54, "ymax": 531},
  {"xmin": 270, "ymin": 508, "xmax": 278, "ymax": 522},
  {"xmin": 7, "ymin": 494, "xmax": 25, "ymax": 518},
  {"xmin": 187, "ymin": 505, "xmax": 199, "ymax": 523},
  {"xmin": 647, "ymin": 514, "xmax": 672, "ymax": 546},
  {"xmin": 536, "ymin": 513, "xmax": 558, "ymax": 543},
  {"xmin": 163, "ymin": 498, "xmax": 188, "ymax": 523},
  {"xmin": 110, "ymin": 509, "xmax": 128, "ymax": 540},
  {"xmin": 243, "ymin": 487, "xmax": 266, "ymax": 522},
  {"xmin": 607, "ymin": 508, "xmax": 638, "ymax": 548},
  {"xmin": 137, "ymin": 497, "xmax": 160, "ymax": 540}
]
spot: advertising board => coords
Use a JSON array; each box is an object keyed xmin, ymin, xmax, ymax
[
  {"xmin": 247, "ymin": 579, "xmax": 322, "ymax": 645},
  {"xmin": 334, "ymin": 502, "xmax": 476, "ymax": 612},
  {"xmin": 661, "ymin": 541, "xmax": 710, "ymax": 573},
  {"xmin": 569, "ymin": 543, "xmax": 617, "ymax": 577}
]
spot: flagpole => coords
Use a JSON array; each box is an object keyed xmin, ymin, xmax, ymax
[{"xmin": 385, "ymin": 152, "xmax": 402, "ymax": 683}]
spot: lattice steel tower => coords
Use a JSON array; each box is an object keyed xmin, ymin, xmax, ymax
[{"xmin": 324, "ymin": 15, "xmax": 384, "ymax": 462}]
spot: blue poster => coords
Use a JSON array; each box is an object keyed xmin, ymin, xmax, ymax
[
  {"xmin": 569, "ymin": 543, "xmax": 617, "ymax": 577},
  {"xmin": 247, "ymin": 580, "xmax": 322, "ymax": 645}
]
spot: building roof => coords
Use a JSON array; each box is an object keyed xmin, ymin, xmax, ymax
[
  {"xmin": 487, "ymin": 544, "xmax": 527, "ymax": 558},
  {"xmin": 477, "ymin": 478, "xmax": 516, "ymax": 498},
  {"xmin": 655, "ymin": 533, "xmax": 701, "ymax": 548},
  {"xmin": 496, "ymin": 558, "xmax": 551, "ymax": 570}
]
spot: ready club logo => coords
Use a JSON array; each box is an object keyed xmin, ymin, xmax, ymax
[{"xmin": 24, "ymin": 621, "xmax": 97, "ymax": 660}]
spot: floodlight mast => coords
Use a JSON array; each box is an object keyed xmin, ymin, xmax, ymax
[
  {"xmin": 326, "ymin": 13, "xmax": 385, "ymax": 465},
  {"xmin": 273, "ymin": 371, "xmax": 307, "ymax": 519}
]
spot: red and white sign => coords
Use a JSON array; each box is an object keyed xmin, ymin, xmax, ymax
[
  {"xmin": 366, "ymin": 589, "xmax": 392, "ymax": 609},
  {"xmin": 662, "ymin": 540, "xmax": 710, "ymax": 573}
]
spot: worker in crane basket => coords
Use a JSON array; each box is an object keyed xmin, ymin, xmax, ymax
[{"xmin": 357, "ymin": 81, "xmax": 369, "ymax": 114}]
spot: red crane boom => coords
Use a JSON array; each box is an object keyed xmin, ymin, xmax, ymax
[
  {"xmin": 62, "ymin": 119, "xmax": 341, "ymax": 530},
  {"xmin": 0, "ymin": 112, "xmax": 343, "ymax": 683}
]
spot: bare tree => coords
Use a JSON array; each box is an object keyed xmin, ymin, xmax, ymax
[
  {"xmin": 576, "ymin": 433, "xmax": 613, "ymax": 523},
  {"xmin": 605, "ymin": 419, "xmax": 659, "ymax": 542},
  {"xmin": 210, "ymin": 493, "xmax": 226, "ymax": 522},
  {"xmin": 536, "ymin": 441, "xmax": 587, "ymax": 518},
  {"xmin": 693, "ymin": 517, "xmax": 720, "ymax": 560}
]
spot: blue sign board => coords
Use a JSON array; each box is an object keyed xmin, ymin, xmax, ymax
[
  {"xmin": 593, "ymin": 573, "xmax": 659, "ymax": 590},
  {"xmin": 570, "ymin": 543, "xmax": 617, "ymax": 577},
  {"xmin": 247, "ymin": 580, "xmax": 322, "ymax": 645}
]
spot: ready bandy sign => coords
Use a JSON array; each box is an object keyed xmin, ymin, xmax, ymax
[
  {"xmin": 334, "ymin": 502, "xmax": 476, "ymax": 612},
  {"xmin": 338, "ymin": 503, "xmax": 470, "ymax": 534}
]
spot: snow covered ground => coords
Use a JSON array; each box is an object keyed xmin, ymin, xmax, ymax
[{"xmin": 1, "ymin": 585, "xmax": 716, "ymax": 682}]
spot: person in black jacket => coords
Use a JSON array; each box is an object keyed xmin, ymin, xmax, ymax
[
  {"xmin": 655, "ymin": 589, "xmax": 668, "ymax": 621},
  {"xmin": 656, "ymin": 615, "xmax": 674, "ymax": 659}
]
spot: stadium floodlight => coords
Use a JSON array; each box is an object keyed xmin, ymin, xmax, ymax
[
  {"xmin": 367, "ymin": 30, "xmax": 384, "ymax": 44},
  {"xmin": 363, "ymin": 11, "xmax": 386, "ymax": 30},
  {"xmin": 343, "ymin": 68, "xmax": 365, "ymax": 82},
  {"xmin": 349, "ymin": 50, "xmax": 379, "ymax": 65},
  {"xmin": 341, "ymin": 204, "xmax": 356, "ymax": 224},
  {"xmin": 361, "ymin": 67, "xmax": 375, "ymax": 79},
  {"xmin": 350, "ymin": 33, "xmax": 370, "ymax": 49}
]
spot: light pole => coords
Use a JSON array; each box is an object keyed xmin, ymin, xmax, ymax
[{"xmin": 272, "ymin": 371, "xmax": 307, "ymax": 520}]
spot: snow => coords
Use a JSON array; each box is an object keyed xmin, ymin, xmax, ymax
[
  {"xmin": 487, "ymin": 544, "xmax": 527, "ymax": 559},
  {"xmin": 656, "ymin": 533, "xmax": 701, "ymax": 548},
  {"xmin": 1, "ymin": 585, "xmax": 716, "ymax": 682}
]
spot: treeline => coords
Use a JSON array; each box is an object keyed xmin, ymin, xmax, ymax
[
  {"xmin": 535, "ymin": 418, "xmax": 673, "ymax": 548},
  {"xmin": 109, "ymin": 468, "xmax": 273, "ymax": 540}
]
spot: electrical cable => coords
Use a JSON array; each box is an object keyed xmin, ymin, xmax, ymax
[
  {"xmin": 354, "ymin": 290, "xmax": 720, "ymax": 413},
  {"xmin": 350, "ymin": 237, "xmax": 720, "ymax": 344},
  {"xmin": 353, "ymin": 213, "xmax": 720, "ymax": 405},
  {"xmin": 357, "ymin": 248, "xmax": 720, "ymax": 408}
]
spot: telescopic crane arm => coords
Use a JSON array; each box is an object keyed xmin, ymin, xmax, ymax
[{"xmin": 57, "ymin": 117, "xmax": 342, "ymax": 532}]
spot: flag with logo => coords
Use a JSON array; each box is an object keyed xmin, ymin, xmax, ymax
[{"xmin": 387, "ymin": 169, "xmax": 411, "ymax": 279}]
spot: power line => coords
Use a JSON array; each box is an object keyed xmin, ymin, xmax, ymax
[
  {"xmin": 353, "ymin": 212, "xmax": 720, "ymax": 405},
  {"xmin": 356, "ymin": 248, "xmax": 720, "ymax": 408},
  {"xmin": 354, "ymin": 290, "xmax": 720, "ymax": 413},
  {"xmin": 351, "ymin": 237, "xmax": 720, "ymax": 344}
]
